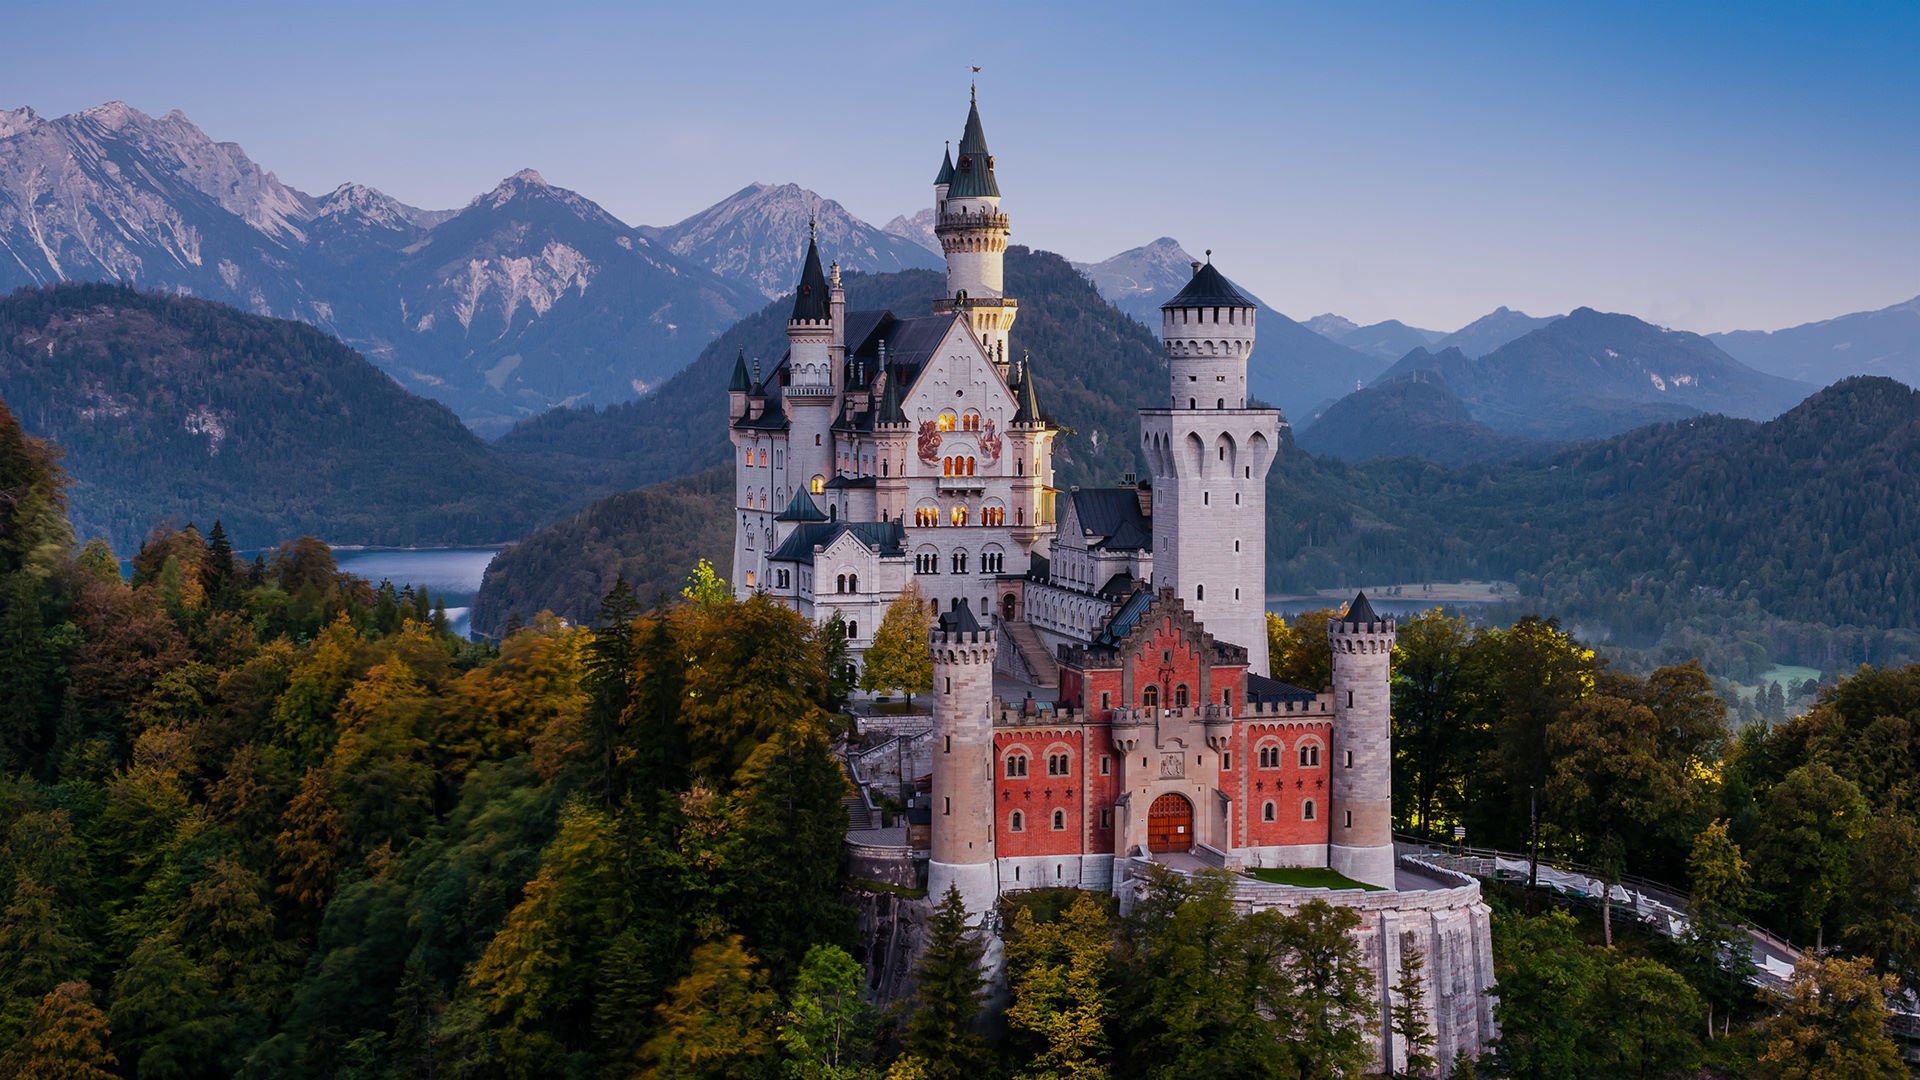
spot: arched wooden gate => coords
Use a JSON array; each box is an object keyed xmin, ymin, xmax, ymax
[{"xmin": 1147, "ymin": 793, "xmax": 1194, "ymax": 853}]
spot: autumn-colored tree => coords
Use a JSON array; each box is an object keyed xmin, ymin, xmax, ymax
[
  {"xmin": 779, "ymin": 943, "xmax": 878, "ymax": 1080},
  {"xmin": 273, "ymin": 766, "xmax": 344, "ymax": 912},
  {"xmin": 682, "ymin": 558, "xmax": 732, "ymax": 608},
  {"xmin": 905, "ymin": 886, "xmax": 988, "ymax": 1080},
  {"xmin": 1267, "ymin": 608, "xmax": 1335, "ymax": 691},
  {"xmin": 1758, "ymin": 955, "xmax": 1905, "ymax": 1079},
  {"xmin": 1005, "ymin": 892, "xmax": 1113, "ymax": 1080},
  {"xmin": 642, "ymin": 935, "xmax": 780, "ymax": 1080},
  {"xmin": 860, "ymin": 583, "xmax": 933, "ymax": 704},
  {"xmin": 4, "ymin": 980, "xmax": 118, "ymax": 1080}
]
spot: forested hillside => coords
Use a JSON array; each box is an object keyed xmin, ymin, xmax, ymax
[{"xmin": 0, "ymin": 283, "xmax": 567, "ymax": 550}]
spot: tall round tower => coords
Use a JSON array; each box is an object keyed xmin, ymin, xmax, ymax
[
  {"xmin": 1327, "ymin": 592, "xmax": 1396, "ymax": 889},
  {"xmin": 926, "ymin": 601, "xmax": 999, "ymax": 921},
  {"xmin": 933, "ymin": 88, "xmax": 1016, "ymax": 366},
  {"xmin": 1141, "ymin": 258, "xmax": 1280, "ymax": 674}
]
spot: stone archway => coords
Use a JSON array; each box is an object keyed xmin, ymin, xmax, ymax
[
  {"xmin": 1002, "ymin": 593, "xmax": 1017, "ymax": 621},
  {"xmin": 1147, "ymin": 792, "xmax": 1194, "ymax": 853}
]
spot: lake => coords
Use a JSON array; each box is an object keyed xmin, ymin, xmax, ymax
[{"xmin": 331, "ymin": 547, "xmax": 500, "ymax": 639}]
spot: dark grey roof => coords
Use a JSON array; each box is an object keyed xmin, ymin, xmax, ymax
[
  {"xmin": 875, "ymin": 364, "xmax": 907, "ymax": 425},
  {"xmin": 1012, "ymin": 354, "xmax": 1045, "ymax": 425},
  {"xmin": 939, "ymin": 599, "xmax": 982, "ymax": 634},
  {"xmin": 823, "ymin": 475, "xmax": 876, "ymax": 489},
  {"xmin": 1247, "ymin": 674, "xmax": 1316, "ymax": 704},
  {"xmin": 1097, "ymin": 573, "xmax": 1138, "ymax": 601},
  {"xmin": 947, "ymin": 97, "xmax": 1000, "ymax": 199},
  {"xmin": 727, "ymin": 347, "xmax": 751, "ymax": 392},
  {"xmin": 1071, "ymin": 489, "xmax": 1152, "ymax": 552},
  {"xmin": 733, "ymin": 398, "xmax": 789, "ymax": 431},
  {"xmin": 769, "ymin": 521, "xmax": 906, "ymax": 566},
  {"xmin": 791, "ymin": 236, "xmax": 830, "ymax": 322},
  {"xmin": 1162, "ymin": 260, "xmax": 1255, "ymax": 310},
  {"xmin": 775, "ymin": 487, "xmax": 828, "ymax": 522},
  {"xmin": 935, "ymin": 143, "xmax": 954, "ymax": 186},
  {"xmin": 849, "ymin": 312, "xmax": 956, "ymax": 371},
  {"xmin": 1338, "ymin": 591, "xmax": 1381, "ymax": 626}
]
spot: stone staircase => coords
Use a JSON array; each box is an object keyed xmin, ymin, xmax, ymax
[
  {"xmin": 1001, "ymin": 619, "xmax": 1060, "ymax": 687},
  {"xmin": 842, "ymin": 790, "xmax": 875, "ymax": 831}
]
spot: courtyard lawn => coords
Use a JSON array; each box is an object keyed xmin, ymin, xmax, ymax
[{"xmin": 1245, "ymin": 866, "xmax": 1384, "ymax": 891}]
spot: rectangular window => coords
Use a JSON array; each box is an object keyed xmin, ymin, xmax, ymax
[
  {"xmin": 1100, "ymin": 755, "xmax": 1111, "ymax": 776},
  {"xmin": 1100, "ymin": 691, "xmax": 1111, "ymax": 711},
  {"xmin": 1099, "ymin": 809, "xmax": 1112, "ymax": 828},
  {"xmin": 1345, "ymin": 810, "xmax": 1354, "ymax": 828},
  {"xmin": 1221, "ymin": 753, "xmax": 1231, "ymax": 771},
  {"xmin": 1345, "ymin": 750, "xmax": 1354, "ymax": 768},
  {"xmin": 944, "ymin": 797, "xmax": 951, "ymax": 815}
]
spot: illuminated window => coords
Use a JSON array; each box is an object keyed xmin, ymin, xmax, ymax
[
  {"xmin": 810, "ymin": 476, "xmax": 824, "ymax": 494},
  {"xmin": 938, "ymin": 410, "xmax": 957, "ymax": 432},
  {"xmin": 950, "ymin": 505, "xmax": 970, "ymax": 526},
  {"xmin": 758, "ymin": 449, "xmax": 766, "ymax": 466},
  {"xmin": 744, "ymin": 570, "xmax": 755, "ymax": 587}
]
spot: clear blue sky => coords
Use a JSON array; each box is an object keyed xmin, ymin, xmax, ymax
[{"xmin": 7, "ymin": 0, "xmax": 1917, "ymax": 332}]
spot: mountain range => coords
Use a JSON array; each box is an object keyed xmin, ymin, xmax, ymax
[
  {"xmin": 1710, "ymin": 293, "xmax": 1920, "ymax": 389},
  {"xmin": 1298, "ymin": 308, "xmax": 1813, "ymax": 456}
]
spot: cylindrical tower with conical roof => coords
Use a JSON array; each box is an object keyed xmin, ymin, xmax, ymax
[
  {"xmin": 926, "ymin": 601, "xmax": 999, "ymax": 921},
  {"xmin": 1327, "ymin": 592, "xmax": 1396, "ymax": 888},
  {"xmin": 933, "ymin": 89, "xmax": 1016, "ymax": 366}
]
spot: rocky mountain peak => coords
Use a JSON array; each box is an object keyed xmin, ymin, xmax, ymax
[
  {"xmin": 653, "ymin": 181, "xmax": 941, "ymax": 298},
  {"xmin": 1305, "ymin": 313, "xmax": 1361, "ymax": 340},
  {"xmin": 882, "ymin": 208, "xmax": 938, "ymax": 253},
  {"xmin": 0, "ymin": 106, "xmax": 41, "ymax": 140},
  {"xmin": 314, "ymin": 182, "xmax": 418, "ymax": 232}
]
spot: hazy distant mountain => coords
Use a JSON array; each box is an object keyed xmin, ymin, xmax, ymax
[
  {"xmin": 1074, "ymin": 238, "xmax": 1388, "ymax": 423},
  {"xmin": 1432, "ymin": 306, "xmax": 1559, "ymax": 358},
  {"xmin": 1711, "ymin": 295, "xmax": 1920, "ymax": 388},
  {"xmin": 882, "ymin": 208, "xmax": 939, "ymax": 253},
  {"xmin": 648, "ymin": 182, "xmax": 942, "ymax": 298},
  {"xmin": 1369, "ymin": 309, "xmax": 1813, "ymax": 440},
  {"xmin": 1296, "ymin": 368, "xmax": 1536, "ymax": 465},
  {"xmin": 1304, "ymin": 313, "xmax": 1360, "ymax": 340},
  {"xmin": 1334, "ymin": 319, "xmax": 1444, "ymax": 361}
]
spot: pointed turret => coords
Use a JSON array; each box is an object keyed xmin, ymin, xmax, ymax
[
  {"xmin": 948, "ymin": 94, "xmax": 1000, "ymax": 198},
  {"xmin": 935, "ymin": 141, "xmax": 955, "ymax": 187},
  {"xmin": 791, "ymin": 232, "xmax": 831, "ymax": 323},
  {"xmin": 876, "ymin": 365, "xmax": 908, "ymax": 425},
  {"xmin": 727, "ymin": 346, "xmax": 752, "ymax": 392},
  {"xmin": 775, "ymin": 486, "xmax": 829, "ymax": 523},
  {"xmin": 1338, "ymin": 591, "xmax": 1381, "ymax": 626},
  {"xmin": 1012, "ymin": 354, "xmax": 1045, "ymax": 426}
]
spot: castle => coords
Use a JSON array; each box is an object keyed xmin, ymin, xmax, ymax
[{"xmin": 730, "ymin": 91, "xmax": 1495, "ymax": 1071}]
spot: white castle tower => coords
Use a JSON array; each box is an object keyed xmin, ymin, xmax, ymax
[
  {"xmin": 1141, "ymin": 258, "xmax": 1280, "ymax": 674},
  {"xmin": 785, "ymin": 229, "xmax": 842, "ymax": 496},
  {"xmin": 926, "ymin": 601, "xmax": 999, "ymax": 921},
  {"xmin": 1328, "ymin": 593, "xmax": 1397, "ymax": 888},
  {"xmin": 932, "ymin": 87, "xmax": 1016, "ymax": 369}
]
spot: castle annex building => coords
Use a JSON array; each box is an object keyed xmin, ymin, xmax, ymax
[{"xmin": 732, "ymin": 92, "xmax": 1496, "ymax": 1072}]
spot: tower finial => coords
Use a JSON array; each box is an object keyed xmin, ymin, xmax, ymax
[
  {"xmin": 809, "ymin": 213, "xmax": 817, "ymax": 242},
  {"xmin": 1205, "ymin": 248, "xmax": 1212, "ymax": 264}
]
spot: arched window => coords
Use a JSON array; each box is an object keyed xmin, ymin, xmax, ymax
[
  {"xmin": 1262, "ymin": 801, "xmax": 1277, "ymax": 822},
  {"xmin": 1142, "ymin": 685, "xmax": 1159, "ymax": 708},
  {"xmin": 810, "ymin": 476, "xmax": 824, "ymax": 495},
  {"xmin": 943, "ymin": 456, "xmax": 953, "ymax": 477},
  {"xmin": 951, "ymin": 551, "xmax": 969, "ymax": 575},
  {"xmin": 1299, "ymin": 743, "xmax": 1321, "ymax": 768},
  {"xmin": 966, "ymin": 457, "xmax": 976, "ymax": 476},
  {"xmin": 1010, "ymin": 810, "xmax": 1024, "ymax": 832},
  {"xmin": 1047, "ymin": 752, "xmax": 1069, "ymax": 776},
  {"xmin": 835, "ymin": 574, "xmax": 846, "ymax": 593},
  {"xmin": 1258, "ymin": 742, "xmax": 1281, "ymax": 769},
  {"xmin": 1005, "ymin": 751, "xmax": 1029, "ymax": 779},
  {"xmin": 1174, "ymin": 684, "xmax": 1190, "ymax": 708},
  {"xmin": 950, "ymin": 505, "xmax": 970, "ymax": 527},
  {"xmin": 848, "ymin": 574, "xmax": 858, "ymax": 593},
  {"xmin": 1195, "ymin": 584, "xmax": 1205, "ymax": 601},
  {"xmin": 758, "ymin": 449, "xmax": 767, "ymax": 466},
  {"xmin": 1302, "ymin": 800, "xmax": 1317, "ymax": 821},
  {"xmin": 938, "ymin": 410, "xmax": 957, "ymax": 432},
  {"xmin": 1051, "ymin": 809, "xmax": 1066, "ymax": 831}
]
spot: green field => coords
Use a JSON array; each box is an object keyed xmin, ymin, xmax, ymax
[
  {"xmin": 1756, "ymin": 665, "xmax": 1820, "ymax": 688},
  {"xmin": 1245, "ymin": 866, "xmax": 1384, "ymax": 891}
]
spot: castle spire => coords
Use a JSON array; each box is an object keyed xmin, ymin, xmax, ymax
[
  {"xmin": 791, "ymin": 233, "xmax": 830, "ymax": 322},
  {"xmin": 935, "ymin": 141, "xmax": 955, "ymax": 187},
  {"xmin": 948, "ymin": 93, "xmax": 999, "ymax": 198},
  {"xmin": 727, "ymin": 346, "xmax": 751, "ymax": 393}
]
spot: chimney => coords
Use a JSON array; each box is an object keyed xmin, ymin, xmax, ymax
[{"xmin": 1190, "ymin": 260, "xmax": 1202, "ymax": 276}]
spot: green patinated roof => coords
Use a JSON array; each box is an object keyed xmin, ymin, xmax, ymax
[
  {"xmin": 791, "ymin": 235, "xmax": 830, "ymax": 322},
  {"xmin": 947, "ymin": 98, "xmax": 1000, "ymax": 199},
  {"xmin": 935, "ymin": 143, "xmax": 954, "ymax": 186},
  {"xmin": 775, "ymin": 486, "xmax": 829, "ymax": 523}
]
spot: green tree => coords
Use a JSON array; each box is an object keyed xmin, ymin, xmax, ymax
[
  {"xmin": 1481, "ymin": 617, "xmax": 1596, "ymax": 885},
  {"xmin": 779, "ymin": 944, "xmax": 877, "ymax": 1080},
  {"xmin": 642, "ymin": 936, "xmax": 779, "ymax": 1080},
  {"xmin": 683, "ymin": 558, "xmax": 731, "ymax": 607},
  {"xmin": 1389, "ymin": 944, "xmax": 1437, "ymax": 1078},
  {"xmin": 1005, "ymin": 893, "xmax": 1113, "ymax": 1080},
  {"xmin": 1391, "ymin": 610, "xmax": 1472, "ymax": 838},
  {"xmin": 861, "ymin": 583, "xmax": 933, "ymax": 704},
  {"xmin": 1757, "ymin": 955, "xmax": 1904, "ymax": 1079},
  {"xmin": 1840, "ymin": 810, "xmax": 1920, "ymax": 995},
  {"xmin": 905, "ymin": 886, "xmax": 988, "ymax": 1080},
  {"xmin": 108, "ymin": 937, "xmax": 229, "ymax": 1079},
  {"xmin": 1749, "ymin": 762, "xmax": 1868, "ymax": 949},
  {"xmin": 1680, "ymin": 820, "xmax": 1755, "ymax": 1037},
  {"xmin": 1273, "ymin": 899, "xmax": 1375, "ymax": 1078}
]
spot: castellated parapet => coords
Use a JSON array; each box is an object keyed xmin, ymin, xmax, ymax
[
  {"xmin": 926, "ymin": 607, "xmax": 999, "ymax": 922},
  {"xmin": 1328, "ymin": 596, "xmax": 1397, "ymax": 888}
]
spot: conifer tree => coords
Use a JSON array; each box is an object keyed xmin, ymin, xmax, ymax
[
  {"xmin": 1005, "ymin": 893, "xmax": 1113, "ymax": 1080},
  {"xmin": 905, "ymin": 886, "xmax": 988, "ymax": 1080},
  {"xmin": 201, "ymin": 519, "xmax": 236, "ymax": 605},
  {"xmin": 5, "ymin": 981, "xmax": 118, "ymax": 1080},
  {"xmin": 1389, "ymin": 943, "xmax": 1437, "ymax": 1078},
  {"xmin": 642, "ymin": 936, "xmax": 779, "ymax": 1079},
  {"xmin": 861, "ymin": 583, "xmax": 932, "ymax": 705},
  {"xmin": 1766, "ymin": 679, "xmax": 1787, "ymax": 722}
]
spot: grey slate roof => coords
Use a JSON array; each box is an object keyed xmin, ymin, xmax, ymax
[
  {"xmin": 947, "ymin": 98, "xmax": 1001, "ymax": 199},
  {"xmin": 935, "ymin": 143, "xmax": 954, "ymax": 186},
  {"xmin": 1070, "ymin": 489, "xmax": 1152, "ymax": 552},
  {"xmin": 939, "ymin": 599, "xmax": 983, "ymax": 634},
  {"xmin": 775, "ymin": 487, "xmax": 828, "ymax": 523},
  {"xmin": 1012, "ymin": 355, "xmax": 1045, "ymax": 425},
  {"xmin": 791, "ymin": 235, "xmax": 830, "ymax": 322},
  {"xmin": 768, "ymin": 521, "xmax": 907, "ymax": 566},
  {"xmin": 1162, "ymin": 260, "xmax": 1255, "ymax": 310},
  {"xmin": 1248, "ymin": 674, "xmax": 1317, "ymax": 704}
]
